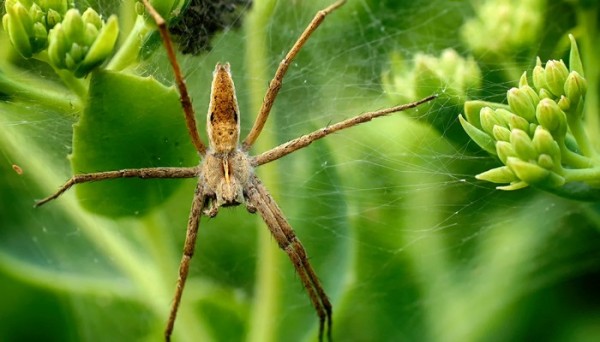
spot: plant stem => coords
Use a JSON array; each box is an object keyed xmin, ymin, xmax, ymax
[
  {"xmin": 567, "ymin": 116, "xmax": 596, "ymax": 158},
  {"xmin": 35, "ymin": 51, "xmax": 88, "ymax": 99},
  {"xmin": 107, "ymin": 15, "xmax": 152, "ymax": 71},
  {"xmin": 564, "ymin": 167, "xmax": 600, "ymax": 183},
  {"xmin": 0, "ymin": 63, "xmax": 81, "ymax": 112},
  {"xmin": 244, "ymin": 0, "xmax": 279, "ymax": 341},
  {"xmin": 575, "ymin": 6, "xmax": 600, "ymax": 150},
  {"xmin": 54, "ymin": 68, "xmax": 88, "ymax": 99},
  {"xmin": 559, "ymin": 141, "xmax": 594, "ymax": 168}
]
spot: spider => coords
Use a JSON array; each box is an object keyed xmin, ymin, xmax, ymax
[{"xmin": 35, "ymin": 0, "xmax": 436, "ymax": 340}]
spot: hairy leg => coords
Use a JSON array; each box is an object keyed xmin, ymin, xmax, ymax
[
  {"xmin": 35, "ymin": 166, "xmax": 199, "ymax": 207},
  {"xmin": 165, "ymin": 181, "xmax": 205, "ymax": 342},
  {"xmin": 141, "ymin": 0, "xmax": 207, "ymax": 155},
  {"xmin": 247, "ymin": 175, "xmax": 332, "ymax": 341},
  {"xmin": 242, "ymin": 0, "xmax": 347, "ymax": 150},
  {"xmin": 252, "ymin": 95, "xmax": 437, "ymax": 166}
]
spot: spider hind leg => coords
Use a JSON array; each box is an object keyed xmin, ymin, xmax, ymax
[{"xmin": 247, "ymin": 175, "xmax": 333, "ymax": 341}]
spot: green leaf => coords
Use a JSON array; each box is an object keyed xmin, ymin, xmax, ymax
[
  {"xmin": 458, "ymin": 114, "xmax": 497, "ymax": 155},
  {"xmin": 71, "ymin": 70, "xmax": 197, "ymax": 216}
]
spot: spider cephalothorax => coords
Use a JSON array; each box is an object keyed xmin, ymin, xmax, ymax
[{"xmin": 201, "ymin": 63, "xmax": 251, "ymax": 213}]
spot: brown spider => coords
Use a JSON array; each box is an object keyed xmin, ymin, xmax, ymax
[{"xmin": 35, "ymin": 0, "xmax": 436, "ymax": 340}]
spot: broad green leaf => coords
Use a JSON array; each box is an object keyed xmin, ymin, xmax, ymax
[{"xmin": 71, "ymin": 70, "xmax": 197, "ymax": 216}]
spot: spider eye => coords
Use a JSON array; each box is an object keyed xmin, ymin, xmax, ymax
[
  {"xmin": 233, "ymin": 111, "xmax": 238, "ymax": 122},
  {"xmin": 210, "ymin": 112, "xmax": 215, "ymax": 123}
]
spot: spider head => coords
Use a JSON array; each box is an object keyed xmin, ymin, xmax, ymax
[{"xmin": 207, "ymin": 62, "xmax": 241, "ymax": 153}]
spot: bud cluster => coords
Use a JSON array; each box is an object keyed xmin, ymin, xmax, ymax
[
  {"xmin": 461, "ymin": 0, "xmax": 544, "ymax": 58},
  {"xmin": 2, "ymin": 0, "xmax": 119, "ymax": 77},
  {"xmin": 460, "ymin": 35, "xmax": 596, "ymax": 192},
  {"xmin": 2, "ymin": 0, "xmax": 69, "ymax": 58},
  {"xmin": 47, "ymin": 8, "xmax": 119, "ymax": 77},
  {"xmin": 383, "ymin": 48, "xmax": 481, "ymax": 105}
]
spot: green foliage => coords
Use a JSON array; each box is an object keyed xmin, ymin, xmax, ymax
[
  {"xmin": 2, "ymin": 0, "xmax": 600, "ymax": 342},
  {"xmin": 72, "ymin": 70, "xmax": 196, "ymax": 216}
]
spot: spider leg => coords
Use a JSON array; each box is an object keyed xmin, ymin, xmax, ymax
[
  {"xmin": 252, "ymin": 94, "xmax": 437, "ymax": 166},
  {"xmin": 140, "ymin": 0, "xmax": 207, "ymax": 156},
  {"xmin": 247, "ymin": 175, "xmax": 332, "ymax": 341},
  {"xmin": 165, "ymin": 181, "xmax": 205, "ymax": 342},
  {"xmin": 242, "ymin": 0, "xmax": 347, "ymax": 151},
  {"xmin": 35, "ymin": 166, "xmax": 199, "ymax": 207}
]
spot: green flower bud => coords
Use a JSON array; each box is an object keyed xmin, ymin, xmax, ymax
[
  {"xmin": 568, "ymin": 34, "xmax": 584, "ymax": 76},
  {"xmin": 509, "ymin": 156, "xmax": 565, "ymax": 188},
  {"xmin": 30, "ymin": 4, "xmax": 45, "ymax": 23},
  {"xmin": 532, "ymin": 127, "xmax": 561, "ymax": 173},
  {"xmin": 76, "ymin": 15, "xmax": 118, "ymax": 77},
  {"xmin": 496, "ymin": 140, "xmax": 516, "ymax": 164},
  {"xmin": 69, "ymin": 42, "xmax": 84, "ymax": 63},
  {"xmin": 537, "ymin": 154, "xmax": 554, "ymax": 170},
  {"xmin": 82, "ymin": 7, "xmax": 102, "ymax": 30},
  {"xmin": 544, "ymin": 59, "xmax": 569, "ymax": 97},
  {"xmin": 507, "ymin": 87, "xmax": 536, "ymax": 122},
  {"xmin": 83, "ymin": 23, "xmax": 99, "ymax": 46},
  {"xmin": 46, "ymin": 8, "xmax": 62, "ymax": 27},
  {"xmin": 64, "ymin": 52, "xmax": 76, "ymax": 69},
  {"xmin": 476, "ymin": 166, "xmax": 518, "ymax": 184},
  {"xmin": 564, "ymin": 71, "xmax": 587, "ymax": 104},
  {"xmin": 532, "ymin": 57, "xmax": 547, "ymax": 91},
  {"xmin": 531, "ymin": 126, "xmax": 560, "ymax": 158},
  {"xmin": 510, "ymin": 129, "xmax": 537, "ymax": 162},
  {"xmin": 518, "ymin": 71, "xmax": 528, "ymax": 87},
  {"xmin": 47, "ymin": 23, "xmax": 66, "ymax": 67},
  {"xmin": 480, "ymin": 106, "xmax": 505, "ymax": 135},
  {"xmin": 521, "ymin": 84, "xmax": 540, "ymax": 106},
  {"xmin": 557, "ymin": 95, "xmax": 570, "ymax": 112},
  {"xmin": 492, "ymin": 125, "xmax": 511, "ymax": 142},
  {"xmin": 506, "ymin": 157, "xmax": 550, "ymax": 184},
  {"xmin": 494, "ymin": 108, "xmax": 514, "ymax": 126},
  {"xmin": 528, "ymin": 123, "xmax": 538, "ymax": 137},
  {"xmin": 38, "ymin": 0, "xmax": 68, "ymax": 15},
  {"xmin": 508, "ymin": 113, "xmax": 530, "ymax": 132},
  {"xmin": 539, "ymin": 89, "xmax": 551, "ymax": 100},
  {"xmin": 62, "ymin": 8, "xmax": 84, "ymax": 42},
  {"xmin": 413, "ymin": 56, "xmax": 445, "ymax": 97},
  {"xmin": 4, "ymin": 1, "xmax": 35, "ymax": 57},
  {"xmin": 30, "ymin": 21, "xmax": 48, "ymax": 50},
  {"xmin": 535, "ymin": 98, "xmax": 567, "ymax": 137}
]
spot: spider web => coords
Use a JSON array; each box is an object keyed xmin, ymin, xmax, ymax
[{"xmin": 1, "ymin": 0, "xmax": 600, "ymax": 341}]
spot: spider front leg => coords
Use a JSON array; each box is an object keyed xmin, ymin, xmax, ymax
[
  {"xmin": 252, "ymin": 94, "xmax": 437, "ymax": 166},
  {"xmin": 247, "ymin": 175, "xmax": 332, "ymax": 341},
  {"xmin": 35, "ymin": 167, "xmax": 199, "ymax": 207},
  {"xmin": 242, "ymin": 0, "xmax": 347, "ymax": 150},
  {"xmin": 140, "ymin": 0, "xmax": 206, "ymax": 156}
]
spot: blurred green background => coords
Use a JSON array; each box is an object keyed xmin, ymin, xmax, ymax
[{"xmin": 2, "ymin": 0, "xmax": 600, "ymax": 341}]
